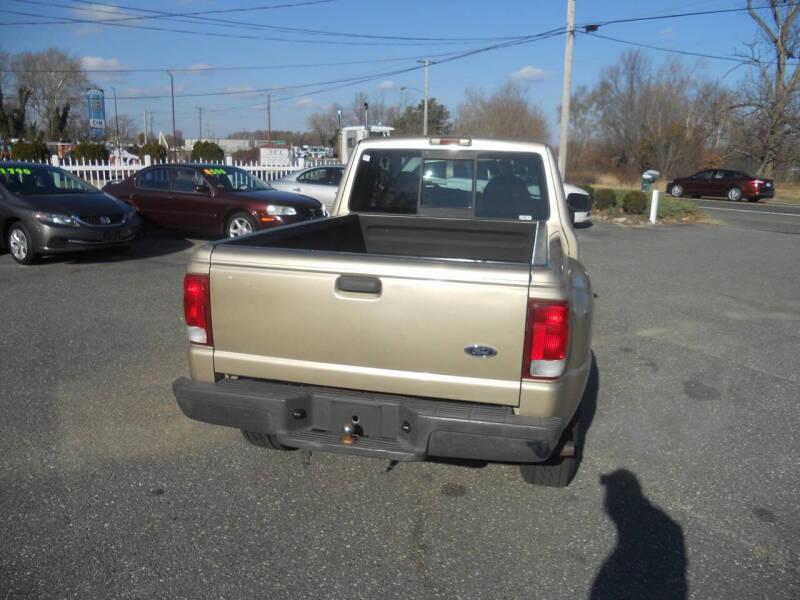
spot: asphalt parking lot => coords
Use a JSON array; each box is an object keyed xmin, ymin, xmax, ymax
[{"xmin": 1, "ymin": 220, "xmax": 798, "ymax": 599}]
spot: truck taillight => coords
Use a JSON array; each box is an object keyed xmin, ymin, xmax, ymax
[
  {"xmin": 184, "ymin": 274, "xmax": 213, "ymax": 346},
  {"xmin": 523, "ymin": 300, "xmax": 569, "ymax": 380}
]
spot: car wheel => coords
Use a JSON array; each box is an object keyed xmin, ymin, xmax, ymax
[
  {"xmin": 727, "ymin": 187, "xmax": 743, "ymax": 202},
  {"xmin": 241, "ymin": 430, "xmax": 296, "ymax": 451},
  {"xmin": 226, "ymin": 212, "xmax": 256, "ymax": 238},
  {"xmin": 671, "ymin": 185, "xmax": 683, "ymax": 198},
  {"xmin": 519, "ymin": 407, "xmax": 581, "ymax": 487},
  {"xmin": 8, "ymin": 222, "xmax": 37, "ymax": 265}
]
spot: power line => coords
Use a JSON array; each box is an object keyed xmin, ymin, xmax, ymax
[
  {"xmin": 0, "ymin": 53, "xmax": 464, "ymax": 74},
  {"xmin": 583, "ymin": 31, "xmax": 800, "ymax": 65},
  {"xmin": 579, "ymin": 2, "xmax": 792, "ymax": 28},
  {"xmin": 203, "ymin": 29, "xmax": 567, "ymax": 114},
  {"xmin": 3, "ymin": 1, "xmax": 520, "ymax": 46},
  {"xmin": 61, "ymin": 0, "xmax": 526, "ymax": 43}
]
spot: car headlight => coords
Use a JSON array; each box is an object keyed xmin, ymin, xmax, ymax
[
  {"xmin": 266, "ymin": 205, "xmax": 296, "ymax": 216},
  {"xmin": 34, "ymin": 212, "xmax": 78, "ymax": 226}
]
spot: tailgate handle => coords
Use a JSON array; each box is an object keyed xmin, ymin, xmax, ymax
[{"xmin": 336, "ymin": 276, "xmax": 381, "ymax": 294}]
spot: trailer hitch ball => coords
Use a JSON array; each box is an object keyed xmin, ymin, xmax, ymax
[{"xmin": 342, "ymin": 422, "xmax": 356, "ymax": 445}]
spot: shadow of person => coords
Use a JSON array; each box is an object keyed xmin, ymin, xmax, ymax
[{"xmin": 591, "ymin": 470, "xmax": 687, "ymax": 600}]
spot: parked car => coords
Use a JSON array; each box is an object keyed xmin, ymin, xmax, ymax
[
  {"xmin": 269, "ymin": 164, "xmax": 344, "ymax": 212},
  {"xmin": 666, "ymin": 169, "xmax": 774, "ymax": 202},
  {"xmin": 102, "ymin": 164, "xmax": 325, "ymax": 238},
  {"xmin": 0, "ymin": 162, "xmax": 140, "ymax": 265},
  {"xmin": 564, "ymin": 183, "xmax": 592, "ymax": 225}
]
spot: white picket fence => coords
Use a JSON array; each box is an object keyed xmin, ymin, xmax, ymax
[{"xmin": 50, "ymin": 154, "xmax": 337, "ymax": 188}]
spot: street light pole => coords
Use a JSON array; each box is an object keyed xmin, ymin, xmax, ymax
[
  {"xmin": 558, "ymin": 0, "xmax": 576, "ymax": 177},
  {"xmin": 111, "ymin": 86, "xmax": 121, "ymax": 161},
  {"xmin": 417, "ymin": 58, "xmax": 433, "ymax": 136},
  {"xmin": 167, "ymin": 70, "xmax": 176, "ymax": 162},
  {"xmin": 267, "ymin": 94, "xmax": 272, "ymax": 143}
]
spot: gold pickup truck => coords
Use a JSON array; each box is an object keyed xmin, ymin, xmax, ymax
[{"xmin": 173, "ymin": 137, "xmax": 593, "ymax": 486}]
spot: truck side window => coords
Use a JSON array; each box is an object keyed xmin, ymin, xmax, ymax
[{"xmin": 350, "ymin": 150, "xmax": 421, "ymax": 214}]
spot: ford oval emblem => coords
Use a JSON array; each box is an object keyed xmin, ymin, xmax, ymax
[{"xmin": 464, "ymin": 345, "xmax": 498, "ymax": 359}]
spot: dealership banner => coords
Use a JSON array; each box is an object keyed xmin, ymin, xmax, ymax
[{"xmin": 87, "ymin": 89, "xmax": 106, "ymax": 138}]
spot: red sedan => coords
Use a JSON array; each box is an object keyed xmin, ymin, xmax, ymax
[
  {"xmin": 666, "ymin": 168, "xmax": 775, "ymax": 202},
  {"xmin": 103, "ymin": 164, "xmax": 325, "ymax": 238}
]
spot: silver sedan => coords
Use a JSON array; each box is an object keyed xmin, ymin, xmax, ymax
[{"xmin": 270, "ymin": 165, "xmax": 344, "ymax": 213}]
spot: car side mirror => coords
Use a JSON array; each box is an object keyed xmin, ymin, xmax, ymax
[
  {"xmin": 195, "ymin": 184, "xmax": 210, "ymax": 194},
  {"xmin": 566, "ymin": 193, "xmax": 583, "ymax": 225}
]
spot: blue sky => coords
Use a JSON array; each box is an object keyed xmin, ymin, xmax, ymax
[{"xmin": 1, "ymin": 0, "xmax": 770, "ymax": 142}]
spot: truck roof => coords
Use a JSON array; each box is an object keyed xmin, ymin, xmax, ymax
[{"xmin": 355, "ymin": 136, "xmax": 552, "ymax": 153}]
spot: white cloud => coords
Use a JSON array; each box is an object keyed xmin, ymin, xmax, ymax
[
  {"xmin": 295, "ymin": 97, "xmax": 313, "ymax": 107},
  {"xmin": 70, "ymin": 3, "xmax": 143, "ymax": 36},
  {"xmin": 70, "ymin": 3, "xmax": 136, "ymax": 22},
  {"xmin": 225, "ymin": 86, "xmax": 258, "ymax": 98},
  {"xmin": 81, "ymin": 56, "xmax": 130, "ymax": 82},
  {"xmin": 187, "ymin": 63, "xmax": 215, "ymax": 74},
  {"xmin": 123, "ymin": 83, "xmax": 186, "ymax": 98},
  {"xmin": 510, "ymin": 66, "xmax": 550, "ymax": 81},
  {"xmin": 75, "ymin": 24, "xmax": 101, "ymax": 36},
  {"xmin": 380, "ymin": 80, "xmax": 395, "ymax": 90}
]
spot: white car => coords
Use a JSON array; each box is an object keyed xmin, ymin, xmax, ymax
[
  {"xmin": 270, "ymin": 164, "xmax": 344, "ymax": 213},
  {"xmin": 564, "ymin": 182, "xmax": 592, "ymax": 224}
]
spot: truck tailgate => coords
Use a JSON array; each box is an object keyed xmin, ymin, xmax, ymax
[{"xmin": 208, "ymin": 247, "xmax": 530, "ymax": 406}]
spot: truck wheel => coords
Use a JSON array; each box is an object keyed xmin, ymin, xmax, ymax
[
  {"xmin": 241, "ymin": 430, "xmax": 296, "ymax": 451},
  {"xmin": 519, "ymin": 409, "xmax": 580, "ymax": 487}
]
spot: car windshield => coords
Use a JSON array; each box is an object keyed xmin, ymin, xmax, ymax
[
  {"xmin": 200, "ymin": 166, "xmax": 271, "ymax": 192},
  {"xmin": 0, "ymin": 165, "xmax": 98, "ymax": 195}
]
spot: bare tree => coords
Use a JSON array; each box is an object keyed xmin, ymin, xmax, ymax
[
  {"xmin": 456, "ymin": 82, "xmax": 549, "ymax": 140},
  {"xmin": 12, "ymin": 48, "xmax": 88, "ymax": 141},
  {"xmin": 307, "ymin": 103, "xmax": 343, "ymax": 146},
  {"xmin": 733, "ymin": 0, "xmax": 800, "ymax": 176}
]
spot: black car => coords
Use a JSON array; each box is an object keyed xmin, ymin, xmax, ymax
[{"xmin": 0, "ymin": 162, "xmax": 140, "ymax": 265}]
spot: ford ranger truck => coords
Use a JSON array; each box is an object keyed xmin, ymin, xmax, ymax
[{"xmin": 173, "ymin": 137, "xmax": 593, "ymax": 486}]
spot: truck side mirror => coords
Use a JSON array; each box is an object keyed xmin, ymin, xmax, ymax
[{"xmin": 566, "ymin": 193, "xmax": 584, "ymax": 225}]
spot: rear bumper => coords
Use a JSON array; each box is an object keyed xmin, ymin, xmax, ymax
[{"xmin": 173, "ymin": 377, "xmax": 565, "ymax": 463}]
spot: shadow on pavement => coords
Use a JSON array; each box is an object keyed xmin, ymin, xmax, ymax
[
  {"xmin": 33, "ymin": 234, "xmax": 197, "ymax": 265},
  {"xmin": 590, "ymin": 469, "xmax": 688, "ymax": 600}
]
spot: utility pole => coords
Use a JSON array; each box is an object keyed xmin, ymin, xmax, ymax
[
  {"xmin": 417, "ymin": 58, "xmax": 434, "ymax": 136},
  {"xmin": 167, "ymin": 70, "xmax": 176, "ymax": 162},
  {"xmin": 111, "ymin": 86, "xmax": 121, "ymax": 160},
  {"xmin": 196, "ymin": 106, "xmax": 202, "ymax": 140},
  {"xmin": 558, "ymin": 0, "xmax": 576, "ymax": 177},
  {"xmin": 267, "ymin": 94, "xmax": 272, "ymax": 143}
]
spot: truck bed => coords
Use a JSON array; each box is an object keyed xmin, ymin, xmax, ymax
[{"xmin": 224, "ymin": 213, "xmax": 537, "ymax": 264}]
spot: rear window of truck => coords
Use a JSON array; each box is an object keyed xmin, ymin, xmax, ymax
[{"xmin": 349, "ymin": 149, "xmax": 549, "ymax": 221}]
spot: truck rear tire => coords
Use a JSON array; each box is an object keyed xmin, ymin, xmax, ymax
[
  {"xmin": 241, "ymin": 430, "xmax": 296, "ymax": 451},
  {"xmin": 519, "ymin": 408, "xmax": 580, "ymax": 487}
]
